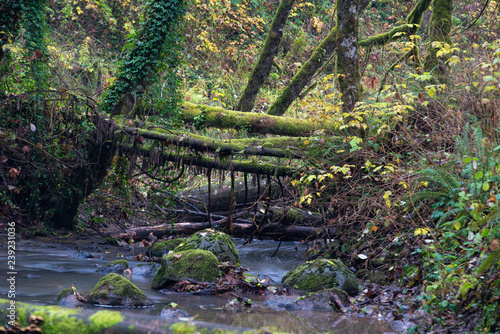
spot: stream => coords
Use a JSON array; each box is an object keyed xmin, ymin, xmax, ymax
[{"xmin": 0, "ymin": 235, "xmax": 397, "ymax": 333}]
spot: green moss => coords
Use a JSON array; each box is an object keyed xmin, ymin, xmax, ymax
[
  {"xmin": 282, "ymin": 259, "xmax": 359, "ymax": 296},
  {"xmin": 174, "ymin": 229, "xmax": 240, "ymax": 265},
  {"xmin": 98, "ymin": 259, "xmax": 129, "ymax": 274},
  {"xmin": 88, "ymin": 310, "xmax": 124, "ymax": 332},
  {"xmin": 170, "ymin": 322, "xmax": 198, "ymax": 334},
  {"xmin": 56, "ymin": 287, "xmax": 74, "ymax": 302},
  {"xmin": 182, "ymin": 102, "xmax": 340, "ymax": 136},
  {"xmin": 87, "ymin": 273, "xmax": 152, "ymax": 306},
  {"xmin": 152, "ymin": 249, "xmax": 221, "ymax": 289},
  {"xmin": 109, "ymin": 259, "xmax": 129, "ymax": 267},
  {"xmin": 151, "ymin": 239, "xmax": 184, "ymax": 257}
]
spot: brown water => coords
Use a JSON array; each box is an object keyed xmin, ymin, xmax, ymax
[{"xmin": 0, "ymin": 236, "xmax": 397, "ymax": 333}]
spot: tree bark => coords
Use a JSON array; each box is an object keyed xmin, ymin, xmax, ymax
[
  {"xmin": 424, "ymin": 0, "xmax": 453, "ymax": 80},
  {"xmin": 109, "ymin": 222, "xmax": 335, "ymax": 241},
  {"xmin": 124, "ymin": 144, "xmax": 298, "ymax": 177},
  {"xmin": 236, "ymin": 0, "xmax": 295, "ymax": 112},
  {"xmin": 115, "ymin": 120, "xmax": 306, "ymax": 159},
  {"xmin": 265, "ymin": 0, "xmax": 429, "ymax": 117},
  {"xmin": 336, "ymin": 0, "xmax": 360, "ymax": 116},
  {"xmin": 266, "ymin": 0, "xmax": 371, "ymax": 117},
  {"xmin": 178, "ymin": 102, "xmax": 341, "ymax": 136},
  {"xmin": 102, "ymin": 0, "xmax": 185, "ymax": 115}
]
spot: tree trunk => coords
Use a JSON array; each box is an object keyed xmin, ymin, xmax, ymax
[
  {"xmin": 423, "ymin": 0, "xmax": 453, "ymax": 80},
  {"xmin": 178, "ymin": 102, "xmax": 341, "ymax": 136},
  {"xmin": 336, "ymin": 0, "xmax": 360, "ymax": 117},
  {"xmin": 236, "ymin": 0, "xmax": 295, "ymax": 112},
  {"xmin": 126, "ymin": 144, "xmax": 298, "ymax": 177},
  {"xmin": 115, "ymin": 121, "xmax": 306, "ymax": 159},
  {"xmin": 266, "ymin": 0, "xmax": 371, "ymax": 117},
  {"xmin": 109, "ymin": 222, "xmax": 335, "ymax": 241},
  {"xmin": 265, "ymin": 0, "xmax": 430, "ymax": 117},
  {"xmin": 102, "ymin": 0, "xmax": 185, "ymax": 116}
]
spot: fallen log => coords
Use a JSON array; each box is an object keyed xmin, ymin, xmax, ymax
[
  {"xmin": 0, "ymin": 299, "xmax": 268, "ymax": 334},
  {"xmin": 108, "ymin": 221, "xmax": 335, "ymax": 241}
]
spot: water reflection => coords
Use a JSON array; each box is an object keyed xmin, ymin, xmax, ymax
[{"xmin": 0, "ymin": 239, "xmax": 397, "ymax": 333}]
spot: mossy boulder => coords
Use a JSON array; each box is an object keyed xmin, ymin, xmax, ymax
[
  {"xmin": 97, "ymin": 259, "xmax": 129, "ymax": 274},
  {"xmin": 56, "ymin": 287, "xmax": 85, "ymax": 307},
  {"xmin": 152, "ymin": 249, "xmax": 221, "ymax": 289},
  {"xmin": 281, "ymin": 259, "xmax": 359, "ymax": 296},
  {"xmin": 174, "ymin": 229, "xmax": 240, "ymax": 265},
  {"xmin": 87, "ymin": 273, "xmax": 153, "ymax": 307},
  {"xmin": 150, "ymin": 238, "xmax": 184, "ymax": 257}
]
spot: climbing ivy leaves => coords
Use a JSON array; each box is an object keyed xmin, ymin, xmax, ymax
[{"xmin": 102, "ymin": 0, "xmax": 185, "ymax": 118}]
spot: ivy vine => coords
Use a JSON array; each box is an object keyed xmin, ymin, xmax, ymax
[{"xmin": 102, "ymin": 0, "xmax": 186, "ymax": 118}]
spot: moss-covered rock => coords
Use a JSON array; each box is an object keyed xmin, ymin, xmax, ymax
[
  {"xmin": 152, "ymin": 249, "xmax": 221, "ymax": 289},
  {"xmin": 281, "ymin": 259, "xmax": 359, "ymax": 296},
  {"xmin": 97, "ymin": 259, "xmax": 129, "ymax": 274},
  {"xmin": 150, "ymin": 239, "xmax": 184, "ymax": 257},
  {"xmin": 56, "ymin": 287, "xmax": 86, "ymax": 307},
  {"xmin": 87, "ymin": 273, "xmax": 153, "ymax": 307},
  {"xmin": 174, "ymin": 229, "xmax": 240, "ymax": 265}
]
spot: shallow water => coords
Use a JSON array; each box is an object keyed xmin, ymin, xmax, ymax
[{"xmin": 0, "ymin": 236, "xmax": 397, "ymax": 333}]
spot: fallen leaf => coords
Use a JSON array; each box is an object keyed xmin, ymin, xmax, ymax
[
  {"xmin": 490, "ymin": 239, "xmax": 499, "ymax": 251},
  {"xmin": 172, "ymin": 253, "xmax": 182, "ymax": 259},
  {"xmin": 417, "ymin": 92, "xmax": 425, "ymax": 103},
  {"xmin": 9, "ymin": 168, "xmax": 20, "ymax": 178},
  {"xmin": 363, "ymin": 76, "xmax": 380, "ymax": 90},
  {"xmin": 369, "ymin": 225, "xmax": 378, "ymax": 232},
  {"xmin": 22, "ymin": 146, "xmax": 30, "ymax": 154}
]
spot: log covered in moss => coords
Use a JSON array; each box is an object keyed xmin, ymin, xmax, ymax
[
  {"xmin": 179, "ymin": 102, "xmax": 340, "ymax": 137},
  {"xmin": 0, "ymin": 299, "xmax": 267, "ymax": 333}
]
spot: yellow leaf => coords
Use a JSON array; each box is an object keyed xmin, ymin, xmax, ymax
[
  {"xmin": 414, "ymin": 228, "xmax": 430, "ymax": 236},
  {"xmin": 76, "ymin": 6, "xmax": 83, "ymax": 15},
  {"xmin": 399, "ymin": 181, "xmax": 407, "ymax": 189},
  {"xmin": 454, "ymin": 221, "xmax": 461, "ymax": 230},
  {"xmin": 383, "ymin": 191, "xmax": 392, "ymax": 208}
]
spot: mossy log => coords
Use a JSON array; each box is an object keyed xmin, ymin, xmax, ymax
[
  {"xmin": 179, "ymin": 102, "xmax": 339, "ymax": 136},
  {"xmin": 123, "ymin": 144, "xmax": 298, "ymax": 177},
  {"xmin": 236, "ymin": 0, "xmax": 295, "ymax": 112},
  {"xmin": 114, "ymin": 118, "xmax": 306, "ymax": 159},
  {"xmin": 109, "ymin": 222, "xmax": 335, "ymax": 241},
  {"xmin": 0, "ymin": 299, "xmax": 266, "ymax": 334}
]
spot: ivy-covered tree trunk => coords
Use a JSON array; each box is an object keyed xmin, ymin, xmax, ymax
[
  {"xmin": 236, "ymin": 0, "xmax": 295, "ymax": 112},
  {"xmin": 266, "ymin": 0, "xmax": 371, "ymax": 117},
  {"xmin": 423, "ymin": 0, "xmax": 453, "ymax": 80},
  {"xmin": 102, "ymin": 0, "xmax": 185, "ymax": 116},
  {"xmin": 0, "ymin": 0, "xmax": 23, "ymax": 63},
  {"xmin": 336, "ymin": 0, "xmax": 360, "ymax": 116}
]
